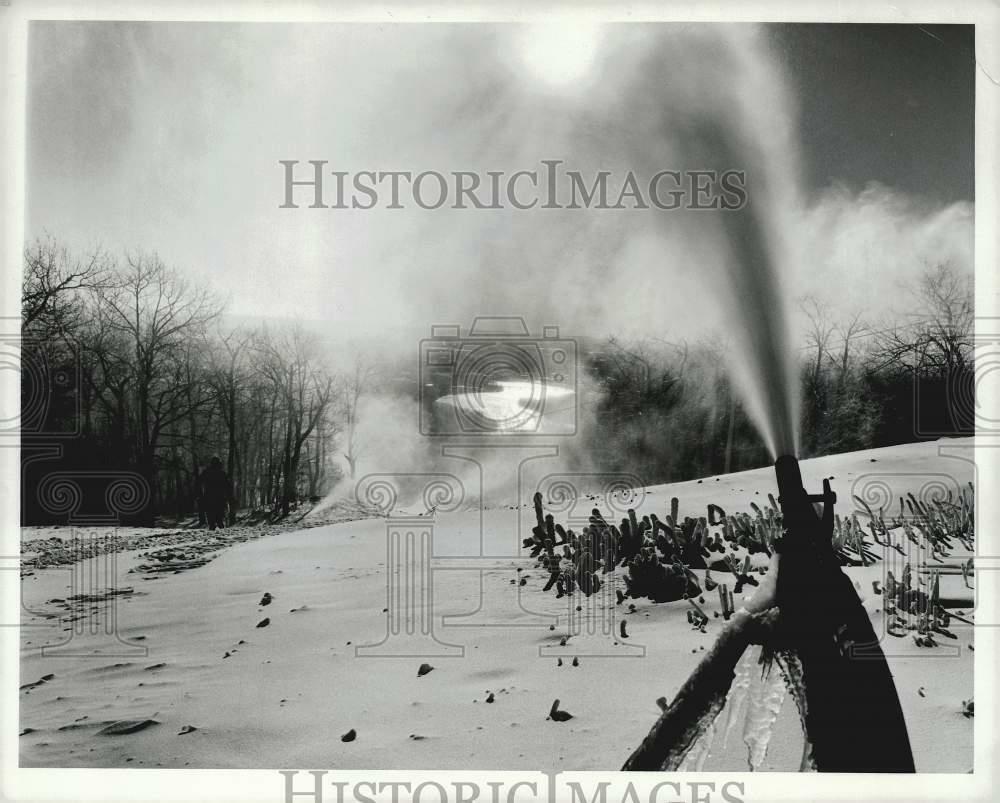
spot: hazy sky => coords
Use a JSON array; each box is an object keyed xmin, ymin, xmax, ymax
[{"xmin": 25, "ymin": 22, "xmax": 974, "ymax": 345}]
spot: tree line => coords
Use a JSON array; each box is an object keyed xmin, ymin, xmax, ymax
[
  {"xmin": 21, "ymin": 235, "xmax": 973, "ymax": 524},
  {"xmin": 21, "ymin": 237, "xmax": 372, "ymax": 525},
  {"xmin": 582, "ymin": 261, "xmax": 974, "ymax": 484}
]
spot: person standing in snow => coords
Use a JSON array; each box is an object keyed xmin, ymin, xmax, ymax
[{"xmin": 199, "ymin": 456, "xmax": 232, "ymax": 530}]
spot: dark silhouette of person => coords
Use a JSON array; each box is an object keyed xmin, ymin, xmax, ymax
[{"xmin": 199, "ymin": 456, "xmax": 231, "ymax": 531}]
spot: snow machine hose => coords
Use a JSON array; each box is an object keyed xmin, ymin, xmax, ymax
[{"xmin": 773, "ymin": 454, "xmax": 915, "ymax": 772}]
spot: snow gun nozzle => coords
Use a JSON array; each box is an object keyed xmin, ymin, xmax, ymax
[{"xmin": 774, "ymin": 454, "xmax": 837, "ymax": 535}]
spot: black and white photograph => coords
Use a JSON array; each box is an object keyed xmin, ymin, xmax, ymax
[{"xmin": 2, "ymin": 3, "xmax": 997, "ymax": 802}]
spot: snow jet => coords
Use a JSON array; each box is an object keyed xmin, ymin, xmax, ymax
[
  {"xmin": 316, "ymin": 26, "xmax": 814, "ymax": 496},
  {"xmin": 587, "ymin": 26, "xmax": 803, "ymax": 458}
]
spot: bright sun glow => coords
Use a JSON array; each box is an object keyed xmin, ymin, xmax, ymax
[{"xmin": 518, "ymin": 23, "xmax": 602, "ymax": 87}]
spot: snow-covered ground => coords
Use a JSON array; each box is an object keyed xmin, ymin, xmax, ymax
[{"xmin": 18, "ymin": 438, "xmax": 975, "ymax": 771}]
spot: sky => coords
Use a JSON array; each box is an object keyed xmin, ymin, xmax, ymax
[
  {"xmin": 769, "ymin": 24, "xmax": 973, "ymax": 204},
  {"xmin": 25, "ymin": 22, "xmax": 975, "ymax": 352}
]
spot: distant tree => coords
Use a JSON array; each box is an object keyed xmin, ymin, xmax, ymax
[
  {"xmin": 20, "ymin": 237, "xmax": 108, "ymax": 442},
  {"xmin": 87, "ymin": 253, "xmax": 222, "ymax": 520},
  {"xmin": 22, "ymin": 236, "xmax": 107, "ymax": 334},
  {"xmin": 339, "ymin": 353, "xmax": 378, "ymax": 480},
  {"xmin": 833, "ymin": 309, "xmax": 869, "ymax": 382},
  {"xmin": 208, "ymin": 325, "xmax": 254, "ymax": 511},
  {"xmin": 872, "ymin": 262, "xmax": 973, "ymax": 377},
  {"xmin": 800, "ymin": 295, "xmax": 835, "ymax": 389},
  {"xmin": 868, "ymin": 262, "xmax": 974, "ymax": 439},
  {"xmin": 257, "ymin": 326, "xmax": 335, "ymax": 517}
]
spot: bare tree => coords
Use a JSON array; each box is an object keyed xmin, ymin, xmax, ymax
[
  {"xmin": 800, "ymin": 295, "xmax": 836, "ymax": 388},
  {"xmin": 872, "ymin": 262, "xmax": 973, "ymax": 376},
  {"xmin": 207, "ymin": 325, "xmax": 255, "ymax": 510},
  {"xmin": 602, "ymin": 336, "xmax": 689, "ymax": 399},
  {"xmin": 833, "ymin": 308, "xmax": 869, "ymax": 382},
  {"xmin": 21, "ymin": 237, "xmax": 110, "ymax": 441},
  {"xmin": 88, "ymin": 253, "xmax": 222, "ymax": 518},
  {"xmin": 22, "ymin": 236, "xmax": 108, "ymax": 333},
  {"xmin": 257, "ymin": 326, "xmax": 335, "ymax": 517},
  {"xmin": 339, "ymin": 353, "xmax": 378, "ymax": 479}
]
